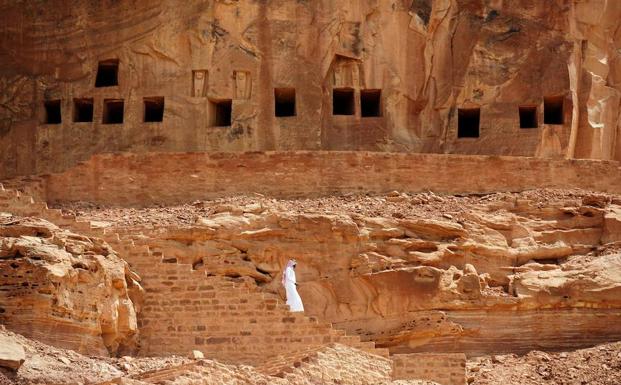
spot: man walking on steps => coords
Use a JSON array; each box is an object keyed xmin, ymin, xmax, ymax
[{"xmin": 282, "ymin": 259, "xmax": 304, "ymax": 312}]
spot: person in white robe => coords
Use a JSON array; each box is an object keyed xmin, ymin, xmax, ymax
[{"xmin": 281, "ymin": 259, "xmax": 304, "ymax": 312}]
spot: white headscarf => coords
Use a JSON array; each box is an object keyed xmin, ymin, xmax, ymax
[{"xmin": 281, "ymin": 259, "xmax": 296, "ymax": 285}]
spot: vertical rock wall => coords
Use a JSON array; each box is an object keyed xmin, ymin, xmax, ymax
[{"xmin": 0, "ymin": 0, "xmax": 619, "ymax": 179}]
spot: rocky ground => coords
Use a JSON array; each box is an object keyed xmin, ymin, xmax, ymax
[
  {"xmin": 0, "ymin": 216, "xmax": 143, "ymax": 356},
  {"xmin": 1, "ymin": 326, "xmax": 619, "ymax": 385},
  {"xmin": 55, "ymin": 188, "xmax": 607, "ymax": 227},
  {"xmin": 0, "ymin": 327, "xmax": 190, "ymax": 385},
  {"xmin": 468, "ymin": 342, "xmax": 621, "ymax": 385},
  {"xmin": 2, "ymin": 188, "xmax": 620, "ymax": 384},
  {"xmin": 0, "ymin": 328, "xmax": 437, "ymax": 385}
]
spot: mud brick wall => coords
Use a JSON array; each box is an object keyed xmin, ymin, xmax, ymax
[
  {"xmin": 11, "ymin": 151, "xmax": 621, "ymax": 207},
  {"xmin": 392, "ymin": 353, "xmax": 466, "ymax": 385}
]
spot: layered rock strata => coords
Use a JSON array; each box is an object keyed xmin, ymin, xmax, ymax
[
  {"xmin": 69, "ymin": 189, "xmax": 621, "ymax": 356},
  {"xmin": 0, "ymin": 216, "xmax": 143, "ymax": 356},
  {"xmin": 0, "ymin": 1, "xmax": 620, "ymax": 179}
]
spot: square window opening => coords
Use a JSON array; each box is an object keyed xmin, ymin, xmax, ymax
[
  {"xmin": 95, "ymin": 59, "xmax": 119, "ymax": 87},
  {"xmin": 458, "ymin": 108, "xmax": 480, "ymax": 138},
  {"xmin": 544, "ymin": 96, "xmax": 564, "ymax": 125},
  {"xmin": 519, "ymin": 106, "xmax": 538, "ymax": 129},
  {"xmin": 73, "ymin": 98, "xmax": 94, "ymax": 123},
  {"xmin": 144, "ymin": 97, "xmax": 165, "ymax": 122},
  {"xmin": 102, "ymin": 99, "xmax": 124, "ymax": 124},
  {"xmin": 360, "ymin": 89, "xmax": 382, "ymax": 117},
  {"xmin": 274, "ymin": 88, "xmax": 296, "ymax": 117},
  {"xmin": 44, "ymin": 100, "xmax": 62, "ymax": 124},
  {"xmin": 210, "ymin": 99, "xmax": 232, "ymax": 127},
  {"xmin": 333, "ymin": 88, "xmax": 355, "ymax": 115}
]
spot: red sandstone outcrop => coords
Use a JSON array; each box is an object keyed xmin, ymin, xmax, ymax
[
  {"xmin": 0, "ymin": 1, "xmax": 620, "ymax": 180},
  {"xmin": 63, "ymin": 189, "xmax": 621, "ymax": 356},
  {"xmin": 0, "ymin": 216, "xmax": 143, "ymax": 356},
  {"xmin": 1, "ymin": 179, "xmax": 620, "ymax": 383}
]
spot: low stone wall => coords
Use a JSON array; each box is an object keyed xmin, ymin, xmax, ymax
[
  {"xmin": 5, "ymin": 151, "xmax": 621, "ymax": 207},
  {"xmin": 392, "ymin": 353, "xmax": 466, "ymax": 385}
]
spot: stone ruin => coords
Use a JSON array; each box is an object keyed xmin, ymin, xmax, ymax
[{"xmin": 0, "ymin": 1, "xmax": 621, "ymax": 385}]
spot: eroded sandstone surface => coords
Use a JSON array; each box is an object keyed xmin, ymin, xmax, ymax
[
  {"xmin": 0, "ymin": 216, "xmax": 143, "ymax": 356},
  {"xmin": 1, "ymin": 182, "xmax": 621, "ymax": 384},
  {"xmin": 62, "ymin": 188, "xmax": 621, "ymax": 356},
  {"xmin": 0, "ymin": 0, "xmax": 620, "ymax": 179},
  {"xmin": 1, "ymin": 0, "xmax": 621, "ymax": 383}
]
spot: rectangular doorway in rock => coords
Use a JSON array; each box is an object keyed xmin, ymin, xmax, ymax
[
  {"xmin": 102, "ymin": 99, "xmax": 124, "ymax": 124},
  {"xmin": 73, "ymin": 98, "xmax": 94, "ymax": 122},
  {"xmin": 143, "ymin": 97, "xmax": 165, "ymax": 122},
  {"xmin": 333, "ymin": 88, "xmax": 355, "ymax": 115},
  {"xmin": 519, "ymin": 106, "xmax": 537, "ymax": 129},
  {"xmin": 95, "ymin": 59, "xmax": 119, "ymax": 87},
  {"xmin": 274, "ymin": 88, "xmax": 296, "ymax": 117},
  {"xmin": 44, "ymin": 100, "xmax": 61, "ymax": 124},
  {"xmin": 209, "ymin": 99, "xmax": 232, "ymax": 127},
  {"xmin": 457, "ymin": 108, "xmax": 480, "ymax": 138},
  {"xmin": 360, "ymin": 89, "xmax": 381, "ymax": 117},
  {"xmin": 544, "ymin": 96, "xmax": 564, "ymax": 125}
]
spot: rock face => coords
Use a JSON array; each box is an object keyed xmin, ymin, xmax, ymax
[
  {"xmin": 0, "ymin": 0, "xmax": 619, "ymax": 179},
  {"xmin": 71, "ymin": 189, "xmax": 621, "ymax": 356},
  {"xmin": 0, "ymin": 217, "xmax": 143, "ymax": 356}
]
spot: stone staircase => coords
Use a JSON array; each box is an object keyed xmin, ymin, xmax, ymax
[
  {"xmin": 131, "ymin": 362, "xmax": 201, "ymax": 383},
  {"xmin": 93, "ymin": 362, "xmax": 201, "ymax": 384},
  {"xmin": 0, "ymin": 183, "xmax": 390, "ymax": 366},
  {"xmin": 130, "ymin": 255, "xmax": 388, "ymax": 364},
  {"xmin": 254, "ymin": 344, "xmax": 326, "ymax": 377}
]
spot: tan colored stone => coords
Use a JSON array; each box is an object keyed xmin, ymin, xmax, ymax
[
  {"xmin": 0, "ymin": 217, "xmax": 142, "ymax": 356},
  {"xmin": 191, "ymin": 350, "xmax": 204, "ymax": 360},
  {"xmin": 0, "ymin": 334, "xmax": 26, "ymax": 370}
]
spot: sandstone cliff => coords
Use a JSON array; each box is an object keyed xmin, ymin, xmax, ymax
[
  {"xmin": 0, "ymin": 216, "xmax": 143, "ymax": 356},
  {"xmin": 0, "ymin": 0, "xmax": 619, "ymax": 179}
]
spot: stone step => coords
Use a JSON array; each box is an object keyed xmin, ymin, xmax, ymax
[{"xmin": 134, "ymin": 362, "xmax": 200, "ymax": 382}]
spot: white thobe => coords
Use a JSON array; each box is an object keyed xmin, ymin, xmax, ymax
[{"xmin": 284, "ymin": 266, "xmax": 304, "ymax": 312}]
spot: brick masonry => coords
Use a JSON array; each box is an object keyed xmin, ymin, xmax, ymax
[
  {"xmin": 0, "ymin": 184, "xmax": 389, "ymax": 366},
  {"xmin": 392, "ymin": 353, "xmax": 467, "ymax": 385},
  {"xmin": 3, "ymin": 151, "xmax": 621, "ymax": 207}
]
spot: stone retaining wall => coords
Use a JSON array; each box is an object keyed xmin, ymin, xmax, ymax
[{"xmin": 5, "ymin": 151, "xmax": 621, "ymax": 207}]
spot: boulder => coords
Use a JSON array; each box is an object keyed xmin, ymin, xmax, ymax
[{"xmin": 0, "ymin": 334, "xmax": 26, "ymax": 370}]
